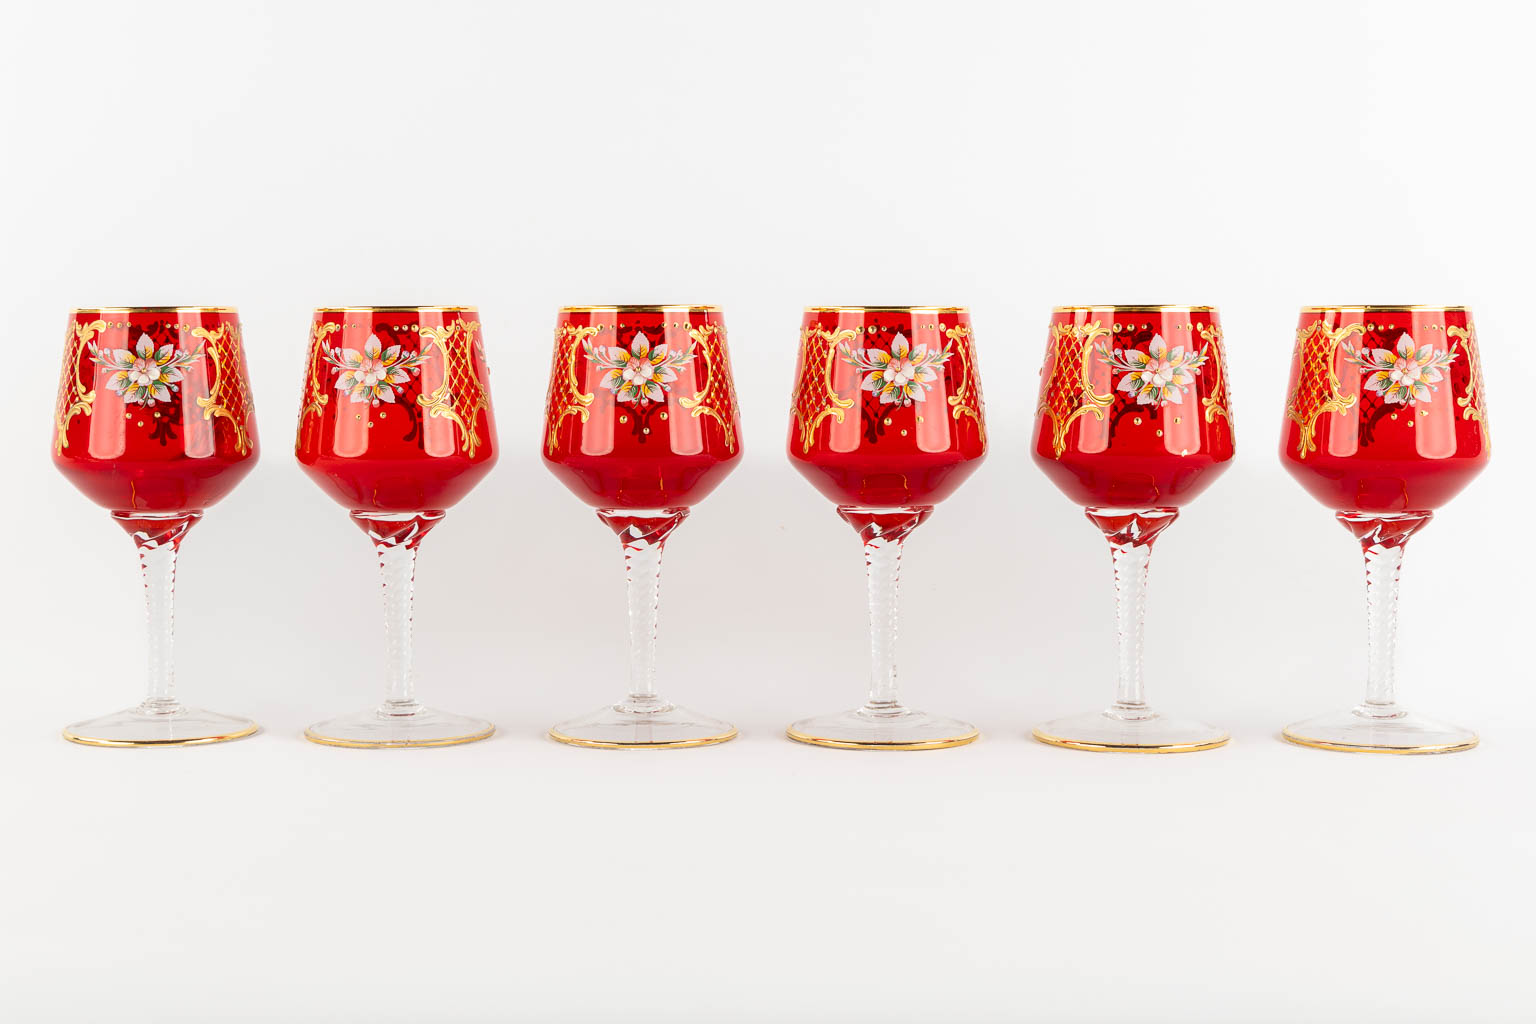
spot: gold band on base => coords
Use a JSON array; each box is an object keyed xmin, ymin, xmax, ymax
[
  {"xmin": 785, "ymin": 726, "xmax": 979, "ymax": 751},
  {"xmin": 303, "ymin": 724, "xmax": 495, "ymax": 749},
  {"xmin": 62, "ymin": 722, "xmax": 260, "ymax": 748},
  {"xmin": 548, "ymin": 727, "xmax": 737, "ymax": 749},
  {"xmin": 1032, "ymin": 727, "xmax": 1228, "ymax": 753},
  {"xmin": 1280, "ymin": 729, "xmax": 1478, "ymax": 755}
]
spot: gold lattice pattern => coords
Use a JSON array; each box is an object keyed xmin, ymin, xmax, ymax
[
  {"xmin": 1447, "ymin": 324, "xmax": 1489, "ymax": 448},
  {"xmin": 54, "ymin": 319, "xmax": 106, "ymax": 454},
  {"xmin": 1037, "ymin": 320, "xmax": 1114, "ymax": 457},
  {"xmin": 417, "ymin": 319, "xmax": 490, "ymax": 457},
  {"xmin": 544, "ymin": 323, "xmax": 599, "ymax": 454},
  {"xmin": 943, "ymin": 324, "xmax": 986, "ymax": 444},
  {"xmin": 189, "ymin": 322, "xmax": 255, "ymax": 454},
  {"xmin": 299, "ymin": 321, "xmax": 340, "ymax": 427},
  {"xmin": 791, "ymin": 323, "xmax": 860, "ymax": 453},
  {"xmin": 1285, "ymin": 320, "xmax": 1364, "ymax": 457},
  {"xmin": 678, "ymin": 323, "xmax": 739, "ymax": 451},
  {"xmin": 1198, "ymin": 323, "xmax": 1232, "ymax": 426}
]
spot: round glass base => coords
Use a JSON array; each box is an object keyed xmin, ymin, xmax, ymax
[
  {"xmin": 304, "ymin": 705, "xmax": 494, "ymax": 749},
  {"xmin": 63, "ymin": 705, "xmax": 259, "ymax": 748},
  {"xmin": 1033, "ymin": 709, "xmax": 1228, "ymax": 753},
  {"xmin": 549, "ymin": 700, "xmax": 737, "ymax": 749},
  {"xmin": 1283, "ymin": 707, "xmax": 1478, "ymax": 754},
  {"xmin": 787, "ymin": 706, "xmax": 979, "ymax": 750}
]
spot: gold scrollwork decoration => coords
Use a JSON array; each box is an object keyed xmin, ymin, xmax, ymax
[
  {"xmin": 417, "ymin": 319, "xmax": 490, "ymax": 457},
  {"xmin": 190, "ymin": 322, "xmax": 255, "ymax": 454},
  {"xmin": 1447, "ymin": 324, "xmax": 1489, "ymax": 448},
  {"xmin": 942, "ymin": 324, "xmax": 986, "ymax": 444},
  {"xmin": 1285, "ymin": 320, "xmax": 1364, "ymax": 457},
  {"xmin": 677, "ymin": 323, "xmax": 738, "ymax": 452},
  {"xmin": 1198, "ymin": 322, "xmax": 1231, "ymax": 425},
  {"xmin": 54, "ymin": 320, "xmax": 107, "ymax": 454},
  {"xmin": 1038, "ymin": 320, "xmax": 1114, "ymax": 458},
  {"xmin": 545, "ymin": 323, "xmax": 600, "ymax": 454},
  {"xmin": 791, "ymin": 324, "xmax": 860, "ymax": 453},
  {"xmin": 300, "ymin": 321, "xmax": 340, "ymax": 426}
]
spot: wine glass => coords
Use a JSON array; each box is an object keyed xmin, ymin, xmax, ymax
[
  {"xmin": 1279, "ymin": 305, "xmax": 1489, "ymax": 753},
  {"xmin": 52, "ymin": 306, "xmax": 260, "ymax": 746},
  {"xmin": 295, "ymin": 305, "xmax": 498, "ymax": 747},
  {"xmin": 785, "ymin": 306, "xmax": 987, "ymax": 750},
  {"xmin": 1030, "ymin": 305, "xmax": 1235, "ymax": 752},
  {"xmin": 541, "ymin": 305, "xmax": 743, "ymax": 748}
]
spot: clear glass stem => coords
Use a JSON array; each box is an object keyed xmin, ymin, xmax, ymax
[
  {"xmin": 113, "ymin": 511, "xmax": 201, "ymax": 716},
  {"xmin": 1086, "ymin": 508, "xmax": 1179, "ymax": 722},
  {"xmin": 836, "ymin": 506, "xmax": 933, "ymax": 717},
  {"xmin": 352, "ymin": 511, "xmax": 444, "ymax": 717},
  {"xmin": 597, "ymin": 509, "xmax": 690, "ymax": 712},
  {"xmin": 1338, "ymin": 511, "xmax": 1434, "ymax": 718}
]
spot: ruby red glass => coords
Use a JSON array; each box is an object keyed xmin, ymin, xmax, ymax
[
  {"xmin": 785, "ymin": 305, "xmax": 987, "ymax": 750},
  {"xmin": 1030, "ymin": 305, "xmax": 1234, "ymax": 753},
  {"xmin": 295, "ymin": 305, "xmax": 498, "ymax": 747},
  {"xmin": 541, "ymin": 304, "xmax": 743, "ymax": 748},
  {"xmin": 53, "ymin": 306, "xmax": 260, "ymax": 746},
  {"xmin": 1279, "ymin": 305, "xmax": 1489, "ymax": 753}
]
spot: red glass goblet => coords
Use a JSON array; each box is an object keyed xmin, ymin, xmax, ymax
[
  {"xmin": 53, "ymin": 306, "xmax": 260, "ymax": 746},
  {"xmin": 542, "ymin": 304, "xmax": 743, "ymax": 748},
  {"xmin": 1280, "ymin": 304, "xmax": 1489, "ymax": 753},
  {"xmin": 786, "ymin": 305, "xmax": 987, "ymax": 750},
  {"xmin": 1031, "ymin": 305, "xmax": 1235, "ymax": 752},
  {"xmin": 296, "ymin": 305, "xmax": 498, "ymax": 747}
]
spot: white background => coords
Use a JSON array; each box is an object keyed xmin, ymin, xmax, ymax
[{"xmin": 1, "ymin": 1, "xmax": 1531, "ymax": 1020}]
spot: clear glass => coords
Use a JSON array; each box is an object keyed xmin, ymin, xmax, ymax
[
  {"xmin": 1282, "ymin": 511, "xmax": 1477, "ymax": 754},
  {"xmin": 304, "ymin": 511, "xmax": 494, "ymax": 748},
  {"xmin": 549, "ymin": 508, "xmax": 737, "ymax": 749},
  {"xmin": 1032, "ymin": 508, "xmax": 1228, "ymax": 753},
  {"xmin": 787, "ymin": 506, "xmax": 979, "ymax": 750},
  {"xmin": 63, "ymin": 512, "xmax": 259, "ymax": 747}
]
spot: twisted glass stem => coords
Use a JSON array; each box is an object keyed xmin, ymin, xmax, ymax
[
  {"xmin": 598, "ymin": 509, "xmax": 689, "ymax": 711},
  {"xmin": 837, "ymin": 506, "xmax": 933, "ymax": 717},
  {"xmin": 1339, "ymin": 511, "xmax": 1433, "ymax": 717},
  {"xmin": 863, "ymin": 533, "xmax": 903, "ymax": 709},
  {"xmin": 1086, "ymin": 508, "xmax": 1178, "ymax": 721},
  {"xmin": 113, "ymin": 511, "xmax": 200, "ymax": 715},
  {"xmin": 352, "ymin": 511, "xmax": 443, "ymax": 715}
]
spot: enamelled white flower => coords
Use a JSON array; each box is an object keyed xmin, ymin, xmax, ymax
[
  {"xmin": 88, "ymin": 338, "xmax": 200, "ymax": 407},
  {"xmin": 1343, "ymin": 334, "xmax": 1458, "ymax": 406},
  {"xmin": 323, "ymin": 337, "xmax": 430, "ymax": 405},
  {"xmin": 583, "ymin": 332, "xmax": 694, "ymax": 405},
  {"xmin": 1096, "ymin": 334, "xmax": 1209, "ymax": 407},
  {"xmin": 836, "ymin": 334, "xmax": 952, "ymax": 407}
]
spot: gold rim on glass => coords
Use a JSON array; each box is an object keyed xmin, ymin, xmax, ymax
[
  {"xmin": 1031, "ymin": 727, "xmax": 1229, "ymax": 753},
  {"xmin": 62, "ymin": 722, "xmax": 260, "ymax": 747},
  {"xmin": 72, "ymin": 306, "xmax": 236, "ymax": 314},
  {"xmin": 561, "ymin": 305, "xmax": 721, "ymax": 313},
  {"xmin": 785, "ymin": 726, "xmax": 980, "ymax": 751},
  {"xmin": 805, "ymin": 305, "xmax": 967, "ymax": 314},
  {"xmin": 1053, "ymin": 305, "xmax": 1215, "ymax": 313},
  {"xmin": 303, "ymin": 724, "xmax": 496, "ymax": 748},
  {"xmin": 547, "ymin": 726, "xmax": 738, "ymax": 749},
  {"xmin": 1300, "ymin": 305, "xmax": 1468, "ymax": 313},
  {"xmin": 314, "ymin": 306, "xmax": 478, "ymax": 313},
  {"xmin": 1279, "ymin": 729, "xmax": 1479, "ymax": 755}
]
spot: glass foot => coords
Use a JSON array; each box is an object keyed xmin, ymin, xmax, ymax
[
  {"xmin": 787, "ymin": 706, "xmax": 979, "ymax": 750},
  {"xmin": 1033, "ymin": 709, "xmax": 1228, "ymax": 753},
  {"xmin": 63, "ymin": 705, "xmax": 259, "ymax": 748},
  {"xmin": 1283, "ymin": 707, "xmax": 1478, "ymax": 754},
  {"xmin": 304, "ymin": 704, "xmax": 494, "ymax": 748},
  {"xmin": 549, "ymin": 699, "xmax": 737, "ymax": 749}
]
